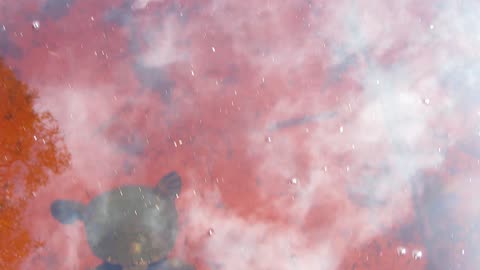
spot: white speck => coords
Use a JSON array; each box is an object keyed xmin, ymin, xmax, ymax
[
  {"xmin": 462, "ymin": 249, "xmax": 465, "ymax": 255},
  {"xmin": 32, "ymin": 192, "xmax": 36, "ymax": 197},
  {"xmin": 262, "ymin": 77, "xmax": 265, "ymax": 83},
  {"xmin": 352, "ymin": 144, "xmax": 355, "ymax": 150},
  {"xmin": 180, "ymin": 12, "xmax": 183, "ymax": 17},
  {"xmin": 174, "ymin": 141, "xmax": 178, "ymax": 147},
  {"xmin": 412, "ymin": 250, "xmax": 423, "ymax": 260},
  {"xmin": 429, "ymin": 24, "xmax": 434, "ymax": 30},
  {"xmin": 193, "ymin": 190, "xmax": 197, "ymax": 196},
  {"xmin": 32, "ymin": 20, "xmax": 40, "ymax": 30},
  {"xmin": 208, "ymin": 228, "xmax": 214, "ymax": 236},
  {"xmin": 94, "ymin": 51, "xmax": 98, "ymax": 56},
  {"xmin": 178, "ymin": 139, "xmax": 183, "ymax": 145},
  {"xmin": 3, "ymin": 156, "xmax": 7, "ymax": 161},
  {"xmin": 423, "ymin": 98, "xmax": 430, "ymax": 105},
  {"xmin": 2, "ymin": 25, "xmax": 5, "ymax": 31},
  {"xmin": 324, "ymin": 166, "xmax": 328, "ymax": 172},
  {"xmin": 155, "ymin": 204, "xmax": 160, "ymax": 210},
  {"xmin": 339, "ymin": 126, "xmax": 344, "ymax": 133},
  {"xmin": 290, "ymin": 178, "xmax": 298, "ymax": 185},
  {"xmin": 305, "ymin": 128, "xmax": 309, "ymax": 133},
  {"xmin": 211, "ymin": 47, "xmax": 216, "ymax": 52},
  {"xmin": 42, "ymin": 139, "xmax": 46, "ymax": 144},
  {"xmin": 397, "ymin": 246, "xmax": 407, "ymax": 256},
  {"xmin": 346, "ymin": 166, "xmax": 350, "ymax": 172},
  {"xmin": 33, "ymin": 135, "xmax": 37, "ymax": 141},
  {"xmin": 90, "ymin": 16, "xmax": 95, "ymax": 21},
  {"xmin": 376, "ymin": 79, "xmax": 380, "ymax": 85},
  {"xmin": 265, "ymin": 136, "xmax": 272, "ymax": 143},
  {"xmin": 175, "ymin": 193, "xmax": 179, "ymax": 199},
  {"xmin": 119, "ymin": 189, "xmax": 123, "ymax": 196},
  {"xmin": 438, "ymin": 147, "xmax": 441, "ymax": 153},
  {"xmin": 134, "ymin": 210, "xmax": 138, "ymax": 215},
  {"xmin": 191, "ymin": 70, "xmax": 195, "ymax": 76}
]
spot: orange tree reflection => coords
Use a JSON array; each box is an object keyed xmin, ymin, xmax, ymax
[{"xmin": 0, "ymin": 59, "xmax": 71, "ymax": 270}]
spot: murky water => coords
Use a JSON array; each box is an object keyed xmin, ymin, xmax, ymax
[{"xmin": 1, "ymin": 0, "xmax": 479, "ymax": 270}]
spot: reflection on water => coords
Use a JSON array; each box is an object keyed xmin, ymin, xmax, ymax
[{"xmin": 0, "ymin": 58, "xmax": 71, "ymax": 270}]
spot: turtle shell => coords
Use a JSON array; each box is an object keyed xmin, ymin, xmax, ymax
[{"xmin": 83, "ymin": 185, "xmax": 178, "ymax": 267}]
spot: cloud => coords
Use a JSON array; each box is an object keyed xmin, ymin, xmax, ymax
[{"xmin": 170, "ymin": 0, "xmax": 475, "ymax": 269}]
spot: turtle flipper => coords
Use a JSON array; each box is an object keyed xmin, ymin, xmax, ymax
[
  {"xmin": 50, "ymin": 199, "xmax": 85, "ymax": 224},
  {"xmin": 155, "ymin": 171, "xmax": 181, "ymax": 197}
]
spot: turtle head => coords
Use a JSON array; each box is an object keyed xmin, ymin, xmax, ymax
[
  {"xmin": 155, "ymin": 171, "xmax": 182, "ymax": 198},
  {"xmin": 50, "ymin": 200, "xmax": 86, "ymax": 224}
]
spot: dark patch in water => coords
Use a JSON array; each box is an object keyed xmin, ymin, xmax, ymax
[
  {"xmin": 42, "ymin": 0, "xmax": 74, "ymax": 20},
  {"xmin": 118, "ymin": 133, "xmax": 145, "ymax": 156},
  {"xmin": 133, "ymin": 64, "xmax": 175, "ymax": 103},
  {"xmin": 103, "ymin": 3, "xmax": 133, "ymax": 27},
  {"xmin": 0, "ymin": 34, "xmax": 23, "ymax": 59},
  {"xmin": 123, "ymin": 160, "xmax": 134, "ymax": 175},
  {"xmin": 397, "ymin": 174, "xmax": 468, "ymax": 269},
  {"xmin": 268, "ymin": 111, "xmax": 337, "ymax": 131}
]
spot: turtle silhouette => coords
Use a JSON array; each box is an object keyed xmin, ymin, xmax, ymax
[{"xmin": 50, "ymin": 171, "xmax": 195, "ymax": 270}]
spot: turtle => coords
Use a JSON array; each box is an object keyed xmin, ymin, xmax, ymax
[{"xmin": 50, "ymin": 171, "xmax": 195, "ymax": 270}]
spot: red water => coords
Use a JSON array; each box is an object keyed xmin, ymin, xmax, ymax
[{"xmin": 1, "ymin": 0, "xmax": 478, "ymax": 270}]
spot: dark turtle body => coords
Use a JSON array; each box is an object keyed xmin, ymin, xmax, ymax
[{"xmin": 50, "ymin": 171, "xmax": 194, "ymax": 270}]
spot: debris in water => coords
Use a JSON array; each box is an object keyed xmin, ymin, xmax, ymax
[
  {"xmin": 208, "ymin": 228, "xmax": 214, "ymax": 236},
  {"xmin": 412, "ymin": 249, "xmax": 423, "ymax": 260},
  {"xmin": 397, "ymin": 246, "xmax": 407, "ymax": 256},
  {"xmin": 32, "ymin": 20, "xmax": 40, "ymax": 30}
]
